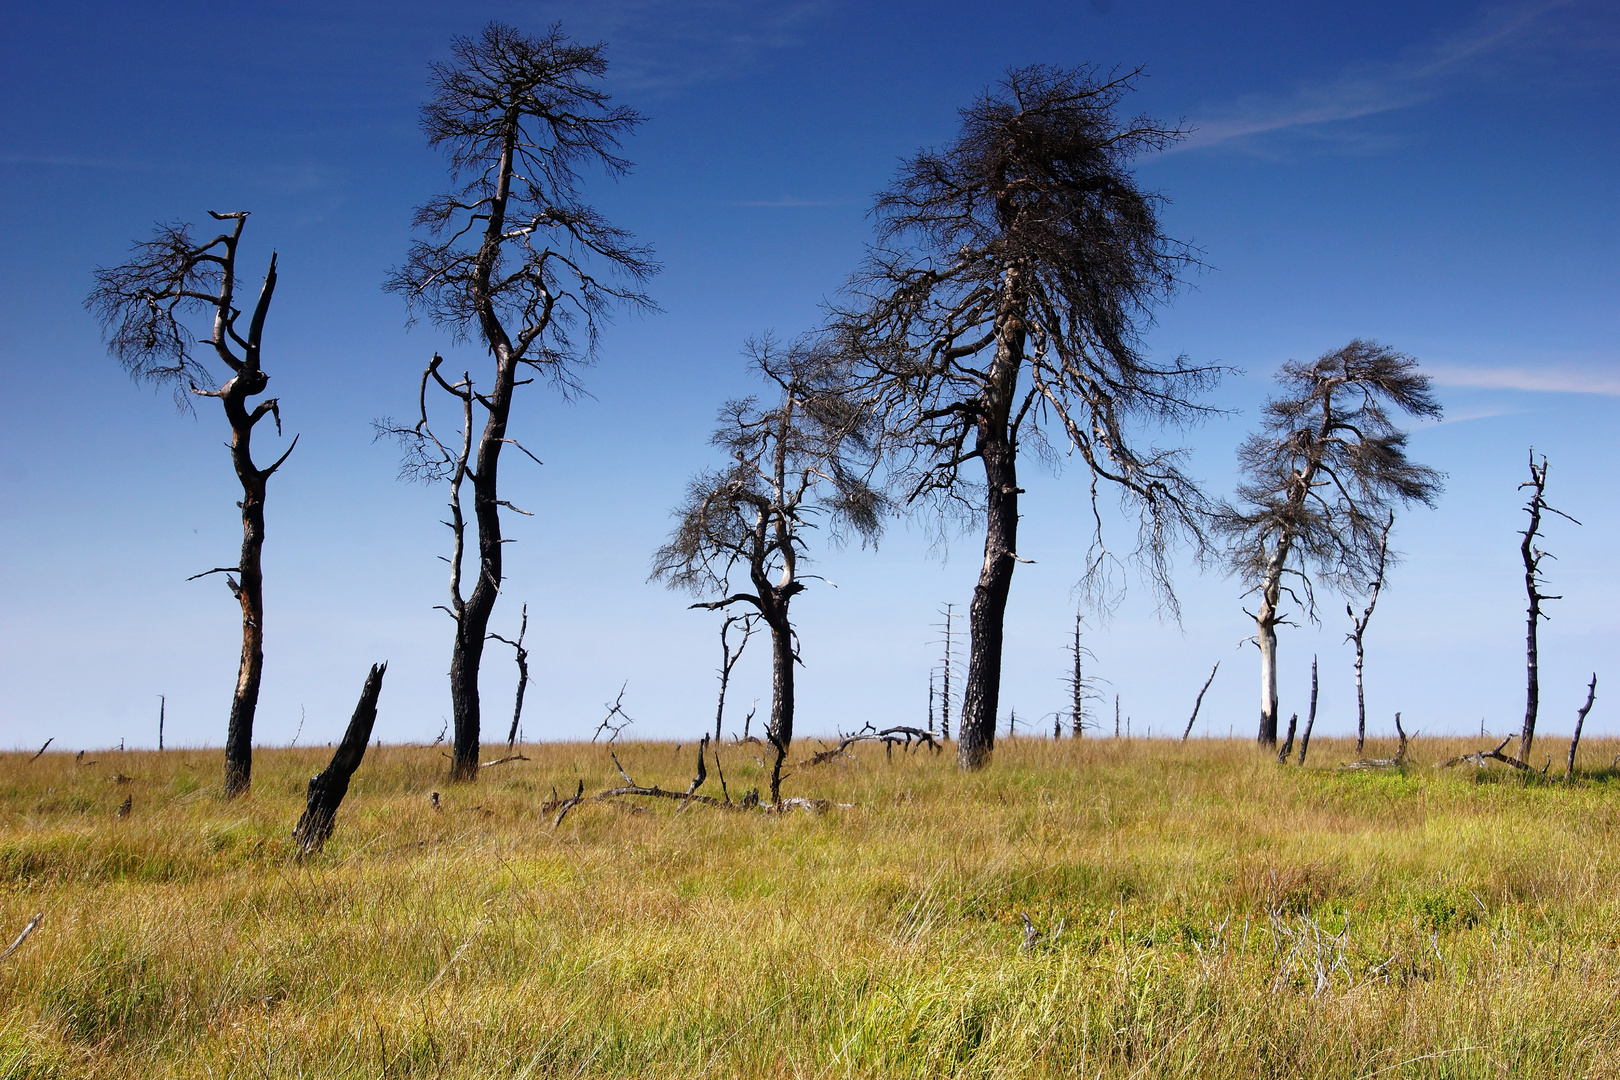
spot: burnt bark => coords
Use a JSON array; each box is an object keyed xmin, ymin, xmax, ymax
[
  {"xmin": 88, "ymin": 211, "xmax": 297, "ymax": 799},
  {"xmin": 1516, "ymin": 452, "xmax": 1578, "ymax": 763},
  {"xmin": 765, "ymin": 609, "xmax": 796, "ymax": 804},
  {"xmin": 960, "ymin": 426, "xmax": 1019, "ymax": 769},
  {"xmin": 385, "ymin": 24, "xmax": 656, "ymax": 782},
  {"xmin": 293, "ymin": 662, "xmax": 387, "ymax": 856}
]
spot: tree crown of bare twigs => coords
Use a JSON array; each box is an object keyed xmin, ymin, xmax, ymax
[
  {"xmin": 86, "ymin": 211, "xmax": 269, "ymax": 411},
  {"xmin": 385, "ymin": 21, "xmax": 657, "ymax": 388},
  {"xmin": 824, "ymin": 63, "xmax": 1224, "ymax": 613}
]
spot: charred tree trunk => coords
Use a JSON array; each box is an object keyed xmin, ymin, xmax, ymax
[
  {"xmin": 765, "ymin": 608, "xmax": 795, "ymax": 804},
  {"xmin": 222, "ymin": 386, "xmax": 269, "ymax": 797},
  {"xmin": 1297, "ymin": 655, "xmax": 1318, "ymax": 765},
  {"xmin": 1516, "ymin": 453, "xmax": 1576, "ymax": 764},
  {"xmin": 960, "ymin": 434, "xmax": 1017, "ymax": 770},
  {"xmin": 293, "ymin": 663, "xmax": 387, "ymax": 856},
  {"xmin": 1566, "ymin": 673, "xmax": 1597, "ymax": 780},
  {"xmin": 958, "ymin": 265, "xmax": 1025, "ymax": 772}
]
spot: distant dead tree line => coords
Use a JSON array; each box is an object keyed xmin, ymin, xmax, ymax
[{"xmin": 83, "ymin": 20, "xmax": 1601, "ymax": 805}]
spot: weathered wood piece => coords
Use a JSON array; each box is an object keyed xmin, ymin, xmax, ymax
[
  {"xmin": 0, "ymin": 913, "xmax": 43, "ymax": 964},
  {"xmin": 1342, "ymin": 713, "xmax": 1410, "ymax": 770},
  {"xmin": 292, "ymin": 663, "xmax": 387, "ymax": 856}
]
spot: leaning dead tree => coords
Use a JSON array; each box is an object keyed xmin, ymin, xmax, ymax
[
  {"xmin": 1565, "ymin": 674, "xmax": 1597, "ymax": 780},
  {"xmin": 1180, "ymin": 662, "xmax": 1219, "ymax": 742},
  {"xmin": 651, "ymin": 339, "xmax": 885, "ymax": 804},
  {"xmin": 1214, "ymin": 341, "xmax": 1442, "ymax": 747},
  {"xmin": 382, "ymin": 22, "xmax": 656, "ymax": 780},
  {"xmin": 1346, "ymin": 513, "xmax": 1394, "ymax": 753},
  {"xmin": 292, "ymin": 663, "xmax": 387, "ymax": 857},
  {"xmin": 88, "ymin": 211, "xmax": 298, "ymax": 798},
  {"xmin": 1517, "ymin": 451, "xmax": 1579, "ymax": 763},
  {"xmin": 827, "ymin": 64, "xmax": 1220, "ymax": 771}
]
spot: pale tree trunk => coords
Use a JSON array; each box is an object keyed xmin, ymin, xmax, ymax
[{"xmin": 1254, "ymin": 545, "xmax": 1286, "ymax": 747}]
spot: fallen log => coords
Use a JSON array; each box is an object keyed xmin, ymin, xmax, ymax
[
  {"xmin": 292, "ymin": 663, "xmax": 387, "ymax": 856},
  {"xmin": 1341, "ymin": 713, "xmax": 1411, "ymax": 770},
  {"xmin": 1436, "ymin": 734, "xmax": 1529, "ymax": 772}
]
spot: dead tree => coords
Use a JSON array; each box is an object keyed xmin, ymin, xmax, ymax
[
  {"xmin": 1214, "ymin": 341, "xmax": 1442, "ymax": 747},
  {"xmin": 712, "ymin": 612, "xmax": 758, "ymax": 741},
  {"xmin": 1297, "ymin": 656, "xmax": 1318, "ymax": 765},
  {"xmin": 382, "ymin": 23, "xmax": 656, "ymax": 780},
  {"xmin": 1068, "ymin": 613, "xmax": 1102, "ymax": 737},
  {"xmin": 1566, "ymin": 674, "xmax": 1597, "ymax": 780},
  {"xmin": 651, "ymin": 339, "xmax": 885, "ymax": 804},
  {"xmin": 292, "ymin": 663, "xmax": 387, "ymax": 856},
  {"xmin": 933, "ymin": 603, "xmax": 960, "ymax": 739},
  {"xmin": 488, "ymin": 604, "xmax": 531, "ymax": 750},
  {"xmin": 827, "ymin": 65, "xmax": 1220, "ymax": 771},
  {"xmin": 1346, "ymin": 514, "xmax": 1394, "ymax": 753},
  {"xmin": 1181, "ymin": 662, "xmax": 1219, "ymax": 742},
  {"xmin": 1517, "ymin": 452, "xmax": 1579, "ymax": 763},
  {"xmin": 88, "ymin": 211, "xmax": 298, "ymax": 798}
]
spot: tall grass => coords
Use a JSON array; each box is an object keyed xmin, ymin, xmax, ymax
[{"xmin": 3, "ymin": 735, "xmax": 1619, "ymax": 1078}]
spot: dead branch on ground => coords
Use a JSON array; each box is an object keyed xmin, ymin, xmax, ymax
[
  {"xmin": 28, "ymin": 739, "xmax": 52, "ymax": 763},
  {"xmin": 798, "ymin": 724, "xmax": 942, "ymax": 767},
  {"xmin": 1436, "ymin": 735, "xmax": 1530, "ymax": 772},
  {"xmin": 1341, "ymin": 713, "xmax": 1411, "ymax": 770},
  {"xmin": 0, "ymin": 913, "xmax": 43, "ymax": 965}
]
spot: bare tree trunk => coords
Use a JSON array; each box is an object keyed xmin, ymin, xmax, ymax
[
  {"xmin": 1182, "ymin": 662, "xmax": 1219, "ymax": 742},
  {"xmin": 1298, "ymin": 655, "xmax": 1318, "ymax": 765},
  {"xmin": 766, "ymin": 611, "xmax": 795, "ymax": 804},
  {"xmin": 449, "ymin": 351, "xmax": 517, "ymax": 779},
  {"xmin": 293, "ymin": 663, "xmax": 387, "ymax": 856},
  {"xmin": 1255, "ymin": 609, "xmax": 1279, "ymax": 747},
  {"xmin": 960, "ymin": 432, "xmax": 1017, "ymax": 770},
  {"xmin": 1566, "ymin": 673, "xmax": 1597, "ymax": 780}
]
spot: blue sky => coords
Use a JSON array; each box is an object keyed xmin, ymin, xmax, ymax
[{"xmin": 2, "ymin": 0, "xmax": 1616, "ymax": 752}]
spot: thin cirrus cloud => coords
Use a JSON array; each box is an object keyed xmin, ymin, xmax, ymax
[
  {"xmin": 1179, "ymin": 0, "xmax": 1583, "ymax": 151},
  {"xmin": 1427, "ymin": 362, "xmax": 1620, "ymax": 396}
]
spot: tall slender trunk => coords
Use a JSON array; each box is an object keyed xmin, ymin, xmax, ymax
[
  {"xmin": 448, "ymin": 112, "xmax": 522, "ymax": 781},
  {"xmin": 957, "ymin": 269, "xmax": 1025, "ymax": 772},
  {"xmin": 1353, "ymin": 634, "xmax": 1367, "ymax": 752},
  {"xmin": 221, "ymin": 387, "xmax": 268, "ymax": 798},
  {"xmin": 959, "ymin": 433, "xmax": 1018, "ymax": 770},
  {"xmin": 765, "ymin": 608, "xmax": 795, "ymax": 804},
  {"xmin": 1254, "ymin": 552, "xmax": 1283, "ymax": 747},
  {"xmin": 448, "ymin": 353, "xmax": 515, "ymax": 779}
]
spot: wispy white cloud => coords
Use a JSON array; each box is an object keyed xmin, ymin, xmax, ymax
[
  {"xmin": 510, "ymin": 0, "xmax": 832, "ymax": 94},
  {"xmin": 1427, "ymin": 362, "xmax": 1620, "ymax": 396},
  {"xmin": 1181, "ymin": 0, "xmax": 1586, "ymax": 152},
  {"xmin": 728, "ymin": 196, "xmax": 856, "ymax": 208}
]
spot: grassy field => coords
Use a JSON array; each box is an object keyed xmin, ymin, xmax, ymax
[{"xmin": 3, "ymin": 734, "xmax": 1620, "ymax": 1078}]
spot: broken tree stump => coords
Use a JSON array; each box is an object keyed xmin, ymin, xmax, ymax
[{"xmin": 293, "ymin": 663, "xmax": 387, "ymax": 856}]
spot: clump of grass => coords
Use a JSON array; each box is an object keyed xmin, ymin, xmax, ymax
[{"xmin": 1, "ymin": 735, "xmax": 1618, "ymax": 1077}]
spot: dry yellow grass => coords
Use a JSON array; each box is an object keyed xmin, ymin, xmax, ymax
[{"xmin": 3, "ymin": 734, "xmax": 1620, "ymax": 1078}]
